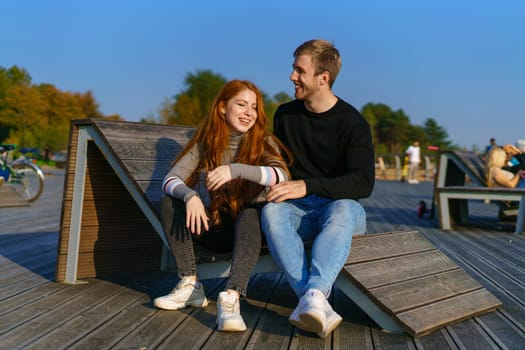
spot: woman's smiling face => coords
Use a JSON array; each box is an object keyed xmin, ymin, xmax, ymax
[{"xmin": 221, "ymin": 88, "xmax": 258, "ymax": 134}]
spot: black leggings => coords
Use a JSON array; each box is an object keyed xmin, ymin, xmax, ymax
[{"xmin": 160, "ymin": 195, "xmax": 262, "ymax": 296}]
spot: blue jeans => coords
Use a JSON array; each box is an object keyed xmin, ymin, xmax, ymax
[{"xmin": 261, "ymin": 195, "xmax": 366, "ymax": 298}]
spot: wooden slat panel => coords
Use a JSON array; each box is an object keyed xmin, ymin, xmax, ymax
[
  {"xmin": 121, "ymin": 159, "xmax": 172, "ymax": 181},
  {"xmin": 370, "ymin": 269, "xmax": 482, "ymax": 313},
  {"xmin": 344, "ymin": 250, "xmax": 458, "ymax": 289},
  {"xmin": 348, "ymin": 231, "xmax": 435, "ymax": 264},
  {"xmin": 58, "ymin": 223, "xmax": 161, "ymax": 252},
  {"xmin": 93, "ymin": 119, "xmax": 195, "ymax": 141},
  {"xmin": 56, "ymin": 248, "xmax": 162, "ymax": 279},
  {"xmin": 396, "ymin": 289, "xmax": 502, "ymax": 337},
  {"xmin": 343, "ymin": 229, "xmax": 502, "ymax": 337},
  {"xmin": 104, "ymin": 139, "xmax": 185, "ymax": 162},
  {"xmin": 60, "ymin": 174, "xmax": 143, "ymax": 202},
  {"xmin": 56, "ymin": 123, "xmax": 166, "ymax": 281},
  {"xmin": 452, "ymin": 151, "xmax": 486, "ymax": 185},
  {"xmin": 60, "ymin": 200, "xmax": 151, "ymax": 227}
]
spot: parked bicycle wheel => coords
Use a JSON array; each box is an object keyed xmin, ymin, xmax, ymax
[{"xmin": 11, "ymin": 162, "xmax": 44, "ymax": 202}]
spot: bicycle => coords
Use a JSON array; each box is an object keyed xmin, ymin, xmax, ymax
[{"xmin": 0, "ymin": 143, "xmax": 45, "ymax": 202}]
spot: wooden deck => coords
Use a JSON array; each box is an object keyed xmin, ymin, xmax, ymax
[{"xmin": 1, "ymin": 172, "xmax": 524, "ymax": 349}]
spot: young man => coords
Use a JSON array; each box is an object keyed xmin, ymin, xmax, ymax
[
  {"xmin": 405, "ymin": 141, "xmax": 421, "ymax": 184},
  {"xmin": 261, "ymin": 39, "xmax": 375, "ymax": 338}
]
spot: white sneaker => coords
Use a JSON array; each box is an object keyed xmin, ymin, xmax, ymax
[
  {"xmin": 289, "ymin": 289, "xmax": 327, "ymax": 334},
  {"xmin": 288, "ymin": 302, "xmax": 306, "ymax": 329},
  {"xmin": 289, "ymin": 289, "xmax": 343, "ymax": 337},
  {"xmin": 317, "ymin": 298, "xmax": 342, "ymax": 338},
  {"xmin": 216, "ymin": 291, "xmax": 247, "ymax": 332},
  {"xmin": 154, "ymin": 277, "xmax": 208, "ymax": 310}
]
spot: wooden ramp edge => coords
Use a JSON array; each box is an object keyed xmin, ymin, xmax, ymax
[
  {"xmin": 343, "ymin": 230, "xmax": 502, "ymax": 337},
  {"xmin": 55, "ymin": 120, "xmax": 184, "ymax": 281}
]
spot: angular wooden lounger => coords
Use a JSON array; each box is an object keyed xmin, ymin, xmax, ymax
[
  {"xmin": 434, "ymin": 150, "xmax": 525, "ymax": 234},
  {"xmin": 56, "ymin": 119, "xmax": 501, "ymax": 337}
]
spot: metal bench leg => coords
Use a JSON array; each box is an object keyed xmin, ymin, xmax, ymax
[
  {"xmin": 438, "ymin": 193, "xmax": 452, "ymax": 230},
  {"xmin": 516, "ymin": 196, "xmax": 525, "ymax": 234},
  {"xmin": 65, "ymin": 128, "xmax": 90, "ymax": 284}
]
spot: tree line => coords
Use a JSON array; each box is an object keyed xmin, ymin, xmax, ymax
[
  {"xmin": 0, "ymin": 65, "xmax": 455, "ymax": 157},
  {"xmin": 0, "ymin": 66, "xmax": 123, "ymax": 154}
]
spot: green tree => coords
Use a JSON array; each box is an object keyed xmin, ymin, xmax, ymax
[
  {"xmin": 264, "ymin": 92, "xmax": 292, "ymax": 130},
  {"xmin": 0, "ymin": 65, "xmax": 122, "ymax": 152},
  {"xmin": 362, "ymin": 103, "xmax": 454, "ymax": 155},
  {"xmin": 0, "ymin": 66, "xmax": 33, "ymax": 142},
  {"xmin": 423, "ymin": 118, "xmax": 454, "ymax": 150},
  {"xmin": 158, "ymin": 69, "xmax": 291, "ymax": 131},
  {"xmin": 161, "ymin": 70, "xmax": 227, "ymax": 126},
  {"xmin": 362, "ymin": 103, "xmax": 411, "ymax": 154}
]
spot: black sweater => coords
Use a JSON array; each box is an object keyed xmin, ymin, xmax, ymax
[{"xmin": 274, "ymin": 99, "xmax": 375, "ymax": 199}]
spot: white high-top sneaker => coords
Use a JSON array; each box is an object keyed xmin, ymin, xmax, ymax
[
  {"xmin": 289, "ymin": 289, "xmax": 327, "ymax": 333},
  {"xmin": 318, "ymin": 298, "xmax": 343, "ymax": 338},
  {"xmin": 289, "ymin": 289, "xmax": 342, "ymax": 337},
  {"xmin": 154, "ymin": 277, "xmax": 208, "ymax": 310},
  {"xmin": 216, "ymin": 291, "xmax": 247, "ymax": 332}
]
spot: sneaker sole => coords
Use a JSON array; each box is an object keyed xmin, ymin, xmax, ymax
[
  {"xmin": 289, "ymin": 316, "xmax": 307, "ymax": 330},
  {"xmin": 318, "ymin": 314, "xmax": 342, "ymax": 338},
  {"xmin": 154, "ymin": 297, "xmax": 208, "ymax": 310},
  {"xmin": 298, "ymin": 310, "xmax": 325, "ymax": 334},
  {"xmin": 217, "ymin": 319, "xmax": 247, "ymax": 332}
]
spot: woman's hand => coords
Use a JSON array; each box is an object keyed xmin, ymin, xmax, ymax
[
  {"xmin": 206, "ymin": 165, "xmax": 232, "ymax": 190},
  {"xmin": 185, "ymin": 196, "xmax": 209, "ymax": 235}
]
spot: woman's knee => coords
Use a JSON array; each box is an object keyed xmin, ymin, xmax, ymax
[
  {"xmin": 237, "ymin": 207, "xmax": 260, "ymax": 224},
  {"xmin": 236, "ymin": 208, "xmax": 262, "ymax": 238}
]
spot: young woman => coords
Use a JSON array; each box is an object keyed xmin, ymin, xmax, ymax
[
  {"xmin": 154, "ymin": 80, "xmax": 291, "ymax": 332},
  {"xmin": 485, "ymin": 147, "xmax": 525, "ymax": 188}
]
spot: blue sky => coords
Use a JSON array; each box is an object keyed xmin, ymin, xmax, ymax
[{"xmin": 2, "ymin": 0, "xmax": 524, "ymax": 150}]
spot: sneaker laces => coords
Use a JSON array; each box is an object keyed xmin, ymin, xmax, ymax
[
  {"xmin": 170, "ymin": 278, "xmax": 196, "ymax": 295},
  {"xmin": 221, "ymin": 292, "xmax": 238, "ymax": 314}
]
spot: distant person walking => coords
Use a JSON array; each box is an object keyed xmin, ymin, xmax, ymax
[{"xmin": 406, "ymin": 141, "xmax": 421, "ymax": 184}]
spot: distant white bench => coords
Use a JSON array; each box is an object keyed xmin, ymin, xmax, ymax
[
  {"xmin": 435, "ymin": 150, "xmax": 525, "ymax": 234},
  {"xmin": 57, "ymin": 119, "xmax": 502, "ymax": 337}
]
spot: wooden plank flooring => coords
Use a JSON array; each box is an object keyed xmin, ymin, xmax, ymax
[
  {"xmin": 1, "ymin": 172, "xmax": 525, "ymax": 349},
  {"xmin": 0, "ymin": 183, "xmax": 30, "ymax": 208}
]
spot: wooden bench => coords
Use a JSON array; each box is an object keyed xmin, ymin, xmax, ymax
[
  {"xmin": 434, "ymin": 150, "xmax": 525, "ymax": 234},
  {"xmin": 56, "ymin": 119, "xmax": 501, "ymax": 337}
]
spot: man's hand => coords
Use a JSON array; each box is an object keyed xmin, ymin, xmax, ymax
[
  {"xmin": 185, "ymin": 196, "xmax": 209, "ymax": 235},
  {"xmin": 266, "ymin": 180, "xmax": 307, "ymax": 203},
  {"xmin": 206, "ymin": 165, "xmax": 232, "ymax": 191}
]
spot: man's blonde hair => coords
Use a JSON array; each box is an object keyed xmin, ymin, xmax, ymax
[{"xmin": 294, "ymin": 39, "xmax": 342, "ymax": 87}]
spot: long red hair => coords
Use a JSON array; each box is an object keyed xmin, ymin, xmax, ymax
[{"xmin": 175, "ymin": 79, "xmax": 291, "ymax": 223}]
